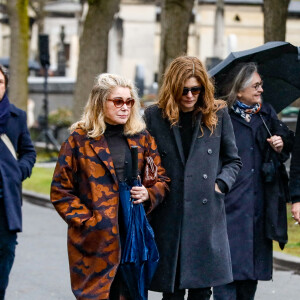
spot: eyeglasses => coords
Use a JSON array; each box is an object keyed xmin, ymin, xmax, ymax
[
  {"xmin": 182, "ymin": 86, "xmax": 202, "ymax": 96},
  {"xmin": 252, "ymin": 81, "xmax": 263, "ymax": 90},
  {"xmin": 107, "ymin": 97, "xmax": 135, "ymax": 108}
]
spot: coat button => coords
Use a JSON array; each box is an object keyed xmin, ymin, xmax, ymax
[
  {"xmin": 207, "ymin": 149, "xmax": 213, "ymax": 154},
  {"xmin": 202, "ymin": 198, "xmax": 208, "ymax": 204},
  {"xmin": 203, "ymin": 174, "xmax": 208, "ymax": 179},
  {"xmin": 251, "ymin": 168, "xmax": 255, "ymax": 173}
]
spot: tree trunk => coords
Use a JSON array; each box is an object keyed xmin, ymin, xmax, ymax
[
  {"xmin": 29, "ymin": 0, "xmax": 46, "ymax": 34},
  {"xmin": 7, "ymin": 0, "xmax": 29, "ymax": 111},
  {"xmin": 264, "ymin": 0, "xmax": 290, "ymax": 43},
  {"xmin": 73, "ymin": 0, "xmax": 120, "ymax": 121},
  {"xmin": 213, "ymin": 0, "xmax": 224, "ymax": 58},
  {"xmin": 158, "ymin": 0, "xmax": 194, "ymax": 86}
]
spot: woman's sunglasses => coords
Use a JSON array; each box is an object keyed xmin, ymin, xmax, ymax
[
  {"xmin": 107, "ymin": 97, "xmax": 135, "ymax": 108},
  {"xmin": 182, "ymin": 86, "xmax": 202, "ymax": 96}
]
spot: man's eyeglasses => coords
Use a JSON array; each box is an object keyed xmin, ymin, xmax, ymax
[
  {"xmin": 182, "ymin": 86, "xmax": 202, "ymax": 96},
  {"xmin": 252, "ymin": 81, "xmax": 263, "ymax": 90},
  {"xmin": 107, "ymin": 97, "xmax": 135, "ymax": 108}
]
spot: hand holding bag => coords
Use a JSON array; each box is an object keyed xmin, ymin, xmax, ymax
[{"xmin": 143, "ymin": 154, "xmax": 158, "ymax": 187}]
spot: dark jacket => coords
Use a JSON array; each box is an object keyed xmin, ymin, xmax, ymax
[
  {"xmin": 225, "ymin": 103, "xmax": 291, "ymax": 281},
  {"xmin": 0, "ymin": 104, "xmax": 36, "ymax": 232},
  {"xmin": 290, "ymin": 112, "xmax": 300, "ymax": 203},
  {"xmin": 50, "ymin": 128, "xmax": 169, "ymax": 300},
  {"xmin": 144, "ymin": 105, "xmax": 242, "ymax": 292}
]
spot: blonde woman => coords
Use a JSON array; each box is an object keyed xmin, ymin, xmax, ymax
[
  {"xmin": 144, "ymin": 56, "xmax": 242, "ymax": 300},
  {"xmin": 51, "ymin": 73, "xmax": 169, "ymax": 300}
]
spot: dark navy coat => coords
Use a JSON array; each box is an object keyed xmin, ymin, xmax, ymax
[
  {"xmin": 0, "ymin": 104, "xmax": 36, "ymax": 232},
  {"xmin": 145, "ymin": 105, "xmax": 242, "ymax": 292},
  {"xmin": 225, "ymin": 103, "xmax": 282, "ymax": 281}
]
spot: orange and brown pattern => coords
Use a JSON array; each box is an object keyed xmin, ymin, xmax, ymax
[{"xmin": 50, "ymin": 128, "xmax": 169, "ymax": 300}]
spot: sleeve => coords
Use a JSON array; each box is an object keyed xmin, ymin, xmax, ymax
[
  {"xmin": 290, "ymin": 112, "xmax": 300, "ymax": 204},
  {"xmin": 216, "ymin": 108, "xmax": 242, "ymax": 192},
  {"xmin": 143, "ymin": 132, "xmax": 170, "ymax": 214},
  {"xmin": 268, "ymin": 104, "xmax": 294, "ymax": 161},
  {"xmin": 50, "ymin": 139, "xmax": 93, "ymax": 226},
  {"xmin": 17, "ymin": 111, "xmax": 36, "ymax": 181}
]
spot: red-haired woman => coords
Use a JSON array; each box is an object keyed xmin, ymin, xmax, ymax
[{"xmin": 144, "ymin": 56, "xmax": 242, "ymax": 300}]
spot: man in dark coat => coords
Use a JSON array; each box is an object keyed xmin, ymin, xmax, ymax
[
  {"xmin": 290, "ymin": 112, "xmax": 300, "ymax": 224},
  {"xmin": 0, "ymin": 65, "xmax": 36, "ymax": 299}
]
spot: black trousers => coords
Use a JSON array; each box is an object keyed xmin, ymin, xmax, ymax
[
  {"xmin": 213, "ymin": 280, "xmax": 258, "ymax": 300},
  {"xmin": 109, "ymin": 269, "xmax": 132, "ymax": 300},
  {"xmin": 162, "ymin": 287, "xmax": 212, "ymax": 300},
  {"xmin": 0, "ymin": 199, "xmax": 17, "ymax": 300}
]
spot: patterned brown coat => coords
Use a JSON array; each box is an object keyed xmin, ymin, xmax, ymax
[{"xmin": 50, "ymin": 128, "xmax": 169, "ymax": 300}]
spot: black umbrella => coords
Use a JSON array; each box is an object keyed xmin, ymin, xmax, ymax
[
  {"xmin": 0, "ymin": 57, "xmax": 41, "ymax": 70},
  {"xmin": 209, "ymin": 41, "xmax": 300, "ymax": 113}
]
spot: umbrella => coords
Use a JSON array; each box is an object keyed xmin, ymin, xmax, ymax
[
  {"xmin": 209, "ymin": 41, "xmax": 300, "ymax": 113},
  {"xmin": 0, "ymin": 57, "xmax": 41, "ymax": 70},
  {"xmin": 118, "ymin": 146, "xmax": 159, "ymax": 300}
]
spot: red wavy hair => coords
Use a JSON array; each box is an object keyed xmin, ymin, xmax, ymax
[{"xmin": 158, "ymin": 56, "xmax": 226, "ymax": 134}]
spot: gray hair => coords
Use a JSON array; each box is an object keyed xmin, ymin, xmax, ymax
[{"xmin": 222, "ymin": 62, "xmax": 258, "ymax": 107}]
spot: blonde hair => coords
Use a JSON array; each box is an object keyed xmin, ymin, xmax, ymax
[
  {"xmin": 71, "ymin": 73, "xmax": 146, "ymax": 138},
  {"xmin": 158, "ymin": 56, "xmax": 226, "ymax": 134}
]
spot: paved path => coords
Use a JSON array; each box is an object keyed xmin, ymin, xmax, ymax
[{"xmin": 6, "ymin": 201, "xmax": 300, "ymax": 300}]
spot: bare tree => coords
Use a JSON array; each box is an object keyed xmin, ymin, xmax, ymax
[
  {"xmin": 73, "ymin": 0, "xmax": 120, "ymax": 121},
  {"xmin": 158, "ymin": 0, "xmax": 194, "ymax": 86},
  {"xmin": 7, "ymin": 0, "xmax": 29, "ymax": 111},
  {"xmin": 264, "ymin": 0, "xmax": 291, "ymax": 42},
  {"xmin": 29, "ymin": 0, "xmax": 47, "ymax": 34}
]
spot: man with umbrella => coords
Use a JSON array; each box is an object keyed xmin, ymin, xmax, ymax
[
  {"xmin": 290, "ymin": 112, "xmax": 300, "ymax": 225},
  {"xmin": 213, "ymin": 62, "xmax": 293, "ymax": 300}
]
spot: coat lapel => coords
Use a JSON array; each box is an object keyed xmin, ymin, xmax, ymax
[
  {"xmin": 172, "ymin": 125, "xmax": 186, "ymax": 166},
  {"xmin": 89, "ymin": 135, "xmax": 119, "ymax": 185}
]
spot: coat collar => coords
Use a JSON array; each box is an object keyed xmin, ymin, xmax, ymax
[
  {"xmin": 172, "ymin": 112, "xmax": 202, "ymax": 165},
  {"xmin": 9, "ymin": 104, "xmax": 21, "ymax": 116}
]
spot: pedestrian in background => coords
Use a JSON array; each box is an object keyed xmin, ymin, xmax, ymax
[
  {"xmin": 0, "ymin": 65, "xmax": 36, "ymax": 300},
  {"xmin": 213, "ymin": 62, "xmax": 294, "ymax": 300},
  {"xmin": 144, "ymin": 56, "xmax": 242, "ymax": 300},
  {"xmin": 290, "ymin": 112, "xmax": 300, "ymax": 224},
  {"xmin": 51, "ymin": 73, "xmax": 169, "ymax": 300}
]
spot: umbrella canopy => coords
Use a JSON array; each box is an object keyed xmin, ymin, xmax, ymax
[
  {"xmin": 0, "ymin": 57, "xmax": 41, "ymax": 70},
  {"xmin": 118, "ymin": 146, "xmax": 159, "ymax": 300},
  {"xmin": 209, "ymin": 42, "xmax": 300, "ymax": 113}
]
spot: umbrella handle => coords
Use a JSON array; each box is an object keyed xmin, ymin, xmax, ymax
[
  {"xmin": 131, "ymin": 146, "xmax": 139, "ymax": 179},
  {"xmin": 259, "ymin": 113, "xmax": 272, "ymax": 137}
]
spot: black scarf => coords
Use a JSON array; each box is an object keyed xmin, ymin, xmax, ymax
[{"xmin": 0, "ymin": 92, "xmax": 10, "ymax": 134}]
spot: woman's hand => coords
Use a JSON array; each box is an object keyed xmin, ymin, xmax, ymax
[
  {"xmin": 267, "ymin": 135, "xmax": 284, "ymax": 153},
  {"xmin": 131, "ymin": 185, "xmax": 150, "ymax": 204},
  {"xmin": 215, "ymin": 183, "xmax": 222, "ymax": 194},
  {"xmin": 292, "ymin": 202, "xmax": 300, "ymax": 225}
]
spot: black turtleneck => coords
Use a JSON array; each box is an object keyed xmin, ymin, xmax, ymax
[
  {"xmin": 104, "ymin": 123, "xmax": 129, "ymax": 182},
  {"xmin": 179, "ymin": 110, "xmax": 194, "ymax": 161}
]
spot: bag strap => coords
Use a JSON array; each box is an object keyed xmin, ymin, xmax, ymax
[{"xmin": 0, "ymin": 134, "xmax": 17, "ymax": 160}]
